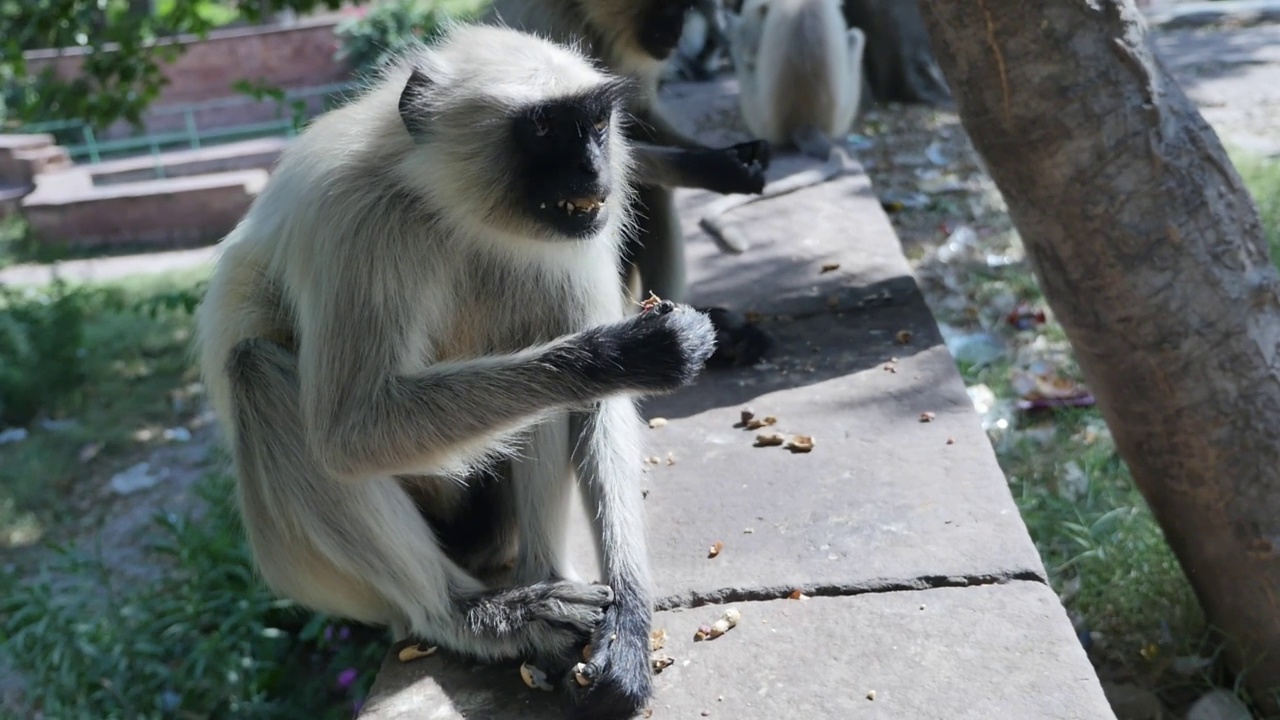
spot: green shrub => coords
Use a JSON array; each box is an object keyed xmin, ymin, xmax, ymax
[{"xmin": 0, "ymin": 280, "xmax": 90, "ymax": 427}]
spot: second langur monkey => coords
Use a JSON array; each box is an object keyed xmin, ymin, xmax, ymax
[
  {"xmin": 484, "ymin": 0, "xmax": 776, "ymax": 369},
  {"xmin": 700, "ymin": 0, "xmax": 867, "ymax": 253},
  {"xmin": 194, "ymin": 24, "xmax": 717, "ymax": 720}
]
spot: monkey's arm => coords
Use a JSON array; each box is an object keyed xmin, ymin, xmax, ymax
[
  {"xmin": 296, "ymin": 302, "xmax": 714, "ymax": 480},
  {"xmin": 627, "ymin": 100, "xmax": 705, "ymax": 150},
  {"xmin": 631, "ymin": 141, "xmax": 769, "ymax": 195}
]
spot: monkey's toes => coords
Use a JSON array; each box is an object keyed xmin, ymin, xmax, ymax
[{"xmin": 732, "ymin": 139, "xmax": 772, "ymax": 173}]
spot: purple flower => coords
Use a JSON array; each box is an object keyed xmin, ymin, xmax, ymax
[
  {"xmin": 339, "ymin": 626, "xmax": 351, "ymax": 641},
  {"xmin": 324, "ymin": 626, "xmax": 334, "ymax": 642},
  {"xmin": 336, "ymin": 668, "xmax": 358, "ymax": 690}
]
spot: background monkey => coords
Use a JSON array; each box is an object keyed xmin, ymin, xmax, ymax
[
  {"xmin": 699, "ymin": 0, "xmax": 867, "ymax": 252},
  {"xmin": 484, "ymin": 0, "xmax": 775, "ymax": 369},
  {"xmin": 194, "ymin": 23, "xmax": 716, "ymax": 720}
]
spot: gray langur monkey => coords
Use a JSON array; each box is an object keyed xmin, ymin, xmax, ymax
[
  {"xmin": 483, "ymin": 0, "xmax": 775, "ymax": 369},
  {"xmin": 700, "ymin": 0, "xmax": 867, "ymax": 253},
  {"xmin": 193, "ymin": 24, "xmax": 717, "ymax": 720}
]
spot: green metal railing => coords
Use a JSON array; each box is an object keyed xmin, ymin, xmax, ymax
[{"xmin": 18, "ymin": 81, "xmax": 360, "ymax": 175}]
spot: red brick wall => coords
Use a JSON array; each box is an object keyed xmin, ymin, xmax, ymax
[{"xmin": 24, "ymin": 17, "xmax": 357, "ymax": 137}]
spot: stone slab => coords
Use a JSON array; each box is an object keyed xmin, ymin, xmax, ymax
[
  {"xmin": 358, "ymin": 581, "xmax": 1115, "ymax": 720},
  {"xmin": 623, "ymin": 304, "xmax": 1045, "ymax": 608},
  {"xmin": 674, "ymin": 155, "xmax": 911, "ymax": 320}
]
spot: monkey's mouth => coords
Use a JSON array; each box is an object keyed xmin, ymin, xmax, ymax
[{"xmin": 555, "ymin": 196, "xmax": 606, "ymax": 216}]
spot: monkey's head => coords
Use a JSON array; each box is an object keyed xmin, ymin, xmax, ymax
[
  {"xmin": 392, "ymin": 24, "xmax": 636, "ymax": 244},
  {"xmin": 581, "ymin": 0, "xmax": 698, "ymax": 65}
]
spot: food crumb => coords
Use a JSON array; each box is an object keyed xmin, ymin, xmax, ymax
[
  {"xmin": 754, "ymin": 432, "xmax": 785, "ymax": 447},
  {"xmin": 648, "ymin": 417, "xmax": 669, "ymax": 429},
  {"xmin": 820, "ymin": 262, "xmax": 840, "ymax": 273},
  {"xmin": 866, "ymin": 690, "xmax": 877, "ymax": 701},
  {"xmin": 788, "ymin": 589, "xmax": 809, "ymax": 601},
  {"xmin": 708, "ymin": 541, "xmax": 724, "ymax": 559},
  {"xmin": 919, "ymin": 412, "xmax": 936, "ymax": 423},
  {"xmin": 946, "ymin": 437, "xmax": 955, "ymax": 445},
  {"xmin": 784, "ymin": 435, "xmax": 815, "ymax": 453},
  {"xmin": 397, "ymin": 643, "xmax": 438, "ymax": 663},
  {"xmin": 895, "ymin": 330, "xmax": 912, "ymax": 344}
]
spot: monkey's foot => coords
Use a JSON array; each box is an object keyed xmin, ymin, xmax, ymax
[
  {"xmin": 460, "ymin": 581, "xmax": 613, "ymax": 669},
  {"xmin": 700, "ymin": 306, "xmax": 771, "ymax": 370},
  {"xmin": 563, "ymin": 603, "xmax": 653, "ymax": 720}
]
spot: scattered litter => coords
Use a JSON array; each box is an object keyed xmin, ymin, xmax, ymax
[
  {"xmin": 919, "ymin": 412, "xmax": 936, "ymax": 423},
  {"xmin": 163, "ymin": 427, "xmax": 192, "ymax": 443},
  {"xmin": 739, "ymin": 407, "xmax": 755, "ymax": 425},
  {"xmin": 648, "ymin": 417, "xmax": 668, "ymax": 429},
  {"xmin": 895, "ymin": 329, "xmax": 913, "ymax": 344},
  {"xmin": 109, "ymin": 462, "xmax": 168, "ymax": 495},
  {"xmin": 651, "ymin": 654, "xmax": 675, "ymax": 674},
  {"xmin": 866, "ymin": 690, "xmax": 877, "ymax": 701},
  {"xmin": 0, "ymin": 428, "xmax": 28, "ymax": 445},
  {"xmin": 820, "ymin": 262, "xmax": 840, "ymax": 273},
  {"xmin": 707, "ymin": 541, "xmax": 724, "ymax": 559},
  {"xmin": 788, "ymin": 589, "xmax": 809, "ymax": 601}
]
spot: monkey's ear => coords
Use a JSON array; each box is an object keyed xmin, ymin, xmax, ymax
[{"xmin": 399, "ymin": 68, "xmax": 434, "ymax": 142}]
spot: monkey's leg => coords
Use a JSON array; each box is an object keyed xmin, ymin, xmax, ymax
[
  {"xmin": 226, "ymin": 339, "xmax": 613, "ymax": 665},
  {"xmin": 564, "ymin": 397, "xmax": 654, "ymax": 719},
  {"xmin": 510, "ymin": 414, "xmax": 584, "ymax": 587},
  {"xmin": 627, "ymin": 185, "xmax": 773, "ymax": 369},
  {"xmin": 698, "ymin": 143, "xmax": 857, "ymax": 254}
]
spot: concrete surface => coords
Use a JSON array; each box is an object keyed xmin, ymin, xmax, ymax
[{"xmin": 354, "ymin": 80, "xmax": 1114, "ymax": 720}]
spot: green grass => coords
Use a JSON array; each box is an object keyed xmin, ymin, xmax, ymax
[
  {"xmin": 0, "ymin": 268, "xmax": 210, "ymax": 548},
  {"xmin": 0, "ymin": 472, "xmax": 386, "ymax": 720},
  {"xmin": 945, "ymin": 150, "xmax": 1280, "ymax": 708},
  {"xmin": 0, "ymin": 268, "xmax": 387, "ymax": 719},
  {"xmin": 1232, "ymin": 150, "xmax": 1280, "ymax": 264}
]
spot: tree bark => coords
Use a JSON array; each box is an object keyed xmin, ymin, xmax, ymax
[
  {"xmin": 841, "ymin": 0, "xmax": 951, "ymax": 106},
  {"xmin": 915, "ymin": 0, "xmax": 1280, "ymax": 711}
]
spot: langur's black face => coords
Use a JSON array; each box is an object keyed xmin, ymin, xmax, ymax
[
  {"xmin": 512, "ymin": 88, "xmax": 621, "ymax": 240},
  {"xmin": 638, "ymin": 0, "xmax": 698, "ymax": 59}
]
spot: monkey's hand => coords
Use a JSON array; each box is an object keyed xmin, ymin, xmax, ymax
[
  {"xmin": 695, "ymin": 140, "xmax": 772, "ymax": 196},
  {"xmin": 460, "ymin": 581, "xmax": 614, "ymax": 670},
  {"xmin": 581, "ymin": 303, "xmax": 716, "ymax": 394},
  {"xmin": 564, "ymin": 600, "xmax": 653, "ymax": 720}
]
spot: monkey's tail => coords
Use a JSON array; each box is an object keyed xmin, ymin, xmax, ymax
[{"xmin": 698, "ymin": 131, "xmax": 857, "ymax": 254}]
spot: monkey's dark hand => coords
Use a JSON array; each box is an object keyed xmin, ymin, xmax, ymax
[
  {"xmin": 694, "ymin": 140, "xmax": 772, "ymax": 196},
  {"xmin": 563, "ymin": 601, "xmax": 653, "ymax": 720},
  {"xmin": 579, "ymin": 303, "xmax": 716, "ymax": 394}
]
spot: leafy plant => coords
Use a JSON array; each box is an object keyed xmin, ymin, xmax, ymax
[
  {"xmin": 0, "ymin": 280, "xmax": 89, "ymax": 426},
  {"xmin": 334, "ymin": 0, "xmax": 490, "ymax": 79}
]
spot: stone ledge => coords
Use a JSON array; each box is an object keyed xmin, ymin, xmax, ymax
[{"xmin": 359, "ymin": 581, "xmax": 1114, "ymax": 720}]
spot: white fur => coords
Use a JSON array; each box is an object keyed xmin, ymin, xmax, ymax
[{"xmin": 727, "ymin": 0, "xmax": 866, "ymax": 151}]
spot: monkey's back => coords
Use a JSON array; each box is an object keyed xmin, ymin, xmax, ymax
[{"xmin": 747, "ymin": 0, "xmax": 852, "ymax": 144}]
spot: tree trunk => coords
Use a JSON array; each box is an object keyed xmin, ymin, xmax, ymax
[
  {"xmin": 841, "ymin": 0, "xmax": 951, "ymax": 106},
  {"xmin": 915, "ymin": 0, "xmax": 1280, "ymax": 711}
]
